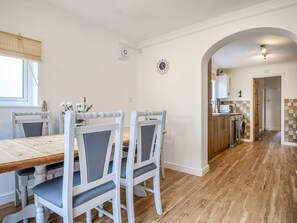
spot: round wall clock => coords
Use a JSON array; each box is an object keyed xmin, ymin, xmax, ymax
[{"xmin": 157, "ymin": 59, "xmax": 169, "ymax": 74}]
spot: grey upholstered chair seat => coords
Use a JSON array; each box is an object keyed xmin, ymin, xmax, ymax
[
  {"xmin": 33, "ymin": 171, "xmax": 115, "ymax": 208},
  {"xmin": 109, "ymin": 157, "xmax": 157, "ymax": 179}
]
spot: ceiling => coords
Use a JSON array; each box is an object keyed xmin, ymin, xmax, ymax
[
  {"xmin": 213, "ymin": 35, "xmax": 297, "ymax": 69},
  {"xmin": 40, "ymin": 0, "xmax": 297, "ymax": 69},
  {"xmin": 43, "ymin": 0, "xmax": 271, "ymax": 42}
]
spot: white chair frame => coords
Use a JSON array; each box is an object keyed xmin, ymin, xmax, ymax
[
  {"xmin": 12, "ymin": 111, "xmax": 55, "ymax": 210},
  {"xmin": 34, "ymin": 111, "xmax": 124, "ymax": 223},
  {"xmin": 59, "ymin": 111, "xmax": 88, "ymax": 134},
  {"xmin": 58, "ymin": 111, "xmax": 64, "ymax": 134},
  {"xmin": 12, "ymin": 111, "xmax": 52, "ymax": 139},
  {"xmin": 121, "ymin": 110, "xmax": 166, "ymax": 223}
]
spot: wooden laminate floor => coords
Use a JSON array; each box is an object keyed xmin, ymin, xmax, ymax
[{"xmin": 0, "ymin": 131, "xmax": 296, "ymax": 222}]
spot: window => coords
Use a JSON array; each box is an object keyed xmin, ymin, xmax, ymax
[
  {"xmin": 211, "ymin": 80, "xmax": 216, "ymax": 100},
  {"xmin": 0, "ymin": 55, "xmax": 38, "ymax": 106},
  {"xmin": 211, "ymin": 80, "xmax": 217, "ymax": 112}
]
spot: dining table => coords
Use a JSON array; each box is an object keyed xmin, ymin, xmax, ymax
[{"xmin": 0, "ymin": 127, "xmax": 147, "ymax": 223}]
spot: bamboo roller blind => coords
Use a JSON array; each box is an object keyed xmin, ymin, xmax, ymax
[{"xmin": 0, "ymin": 31, "xmax": 42, "ymax": 61}]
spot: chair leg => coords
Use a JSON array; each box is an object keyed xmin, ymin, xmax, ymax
[
  {"xmin": 86, "ymin": 210, "xmax": 92, "ymax": 223},
  {"xmin": 126, "ymin": 184, "xmax": 135, "ymax": 223},
  {"xmin": 14, "ymin": 174, "xmax": 20, "ymax": 207},
  {"xmin": 63, "ymin": 217, "xmax": 73, "ymax": 223},
  {"xmin": 64, "ymin": 204, "xmax": 74, "ymax": 223},
  {"xmin": 112, "ymin": 188, "xmax": 122, "ymax": 223},
  {"xmin": 153, "ymin": 175, "xmax": 162, "ymax": 215},
  {"xmin": 35, "ymin": 199, "xmax": 45, "ymax": 223}
]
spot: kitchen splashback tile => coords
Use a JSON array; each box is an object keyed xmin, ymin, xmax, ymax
[
  {"xmin": 284, "ymin": 98, "xmax": 297, "ymax": 143},
  {"xmin": 222, "ymin": 100, "xmax": 251, "ymax": 140}
]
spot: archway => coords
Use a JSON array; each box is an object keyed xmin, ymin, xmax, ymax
[{"xmin": 200, "ymin": 27, "xmax": 297, "ymax": 168}]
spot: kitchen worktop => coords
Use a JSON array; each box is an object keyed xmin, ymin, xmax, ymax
[{"xmin": 212, "ymin": 112, "xmax": 241, "ymax": 117}]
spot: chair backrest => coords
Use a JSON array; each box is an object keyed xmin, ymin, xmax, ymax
[
  {"xmin": 62, "ymin": 110, "xmax": 124, "ymax": 211},
  {"xmin": 59, "ymin": 111, "xmax": 88, "ymax": 134},
  {"xmin": 58, "ymin": 111, "xmax": 64, "ymax": 134},
  {"xmin": 127, "ymin": 111, "xmax": 166, "ymax": 175},
  {"xmin": 12, "ymin": 111, "xmax": 52, "ymax": 139},
  {"xmin": 146, "ymin": 112, "xmax": 167, "ymax": 143},
  {"xmin": 146, "ymin": 112, "xmax": 166, "ymax": 134}
]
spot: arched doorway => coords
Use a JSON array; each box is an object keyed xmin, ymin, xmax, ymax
[{"xmin": 201, "ymin": 27, "xmax": 297, "ymax": 167}]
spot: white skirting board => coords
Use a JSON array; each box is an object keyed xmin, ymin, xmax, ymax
[
  {"xmin": 265, "ymin": 127, "xmax": 281, "ymax": 131},
  {"xmin": 0, "ymin": 191, "xmax": 15, "ymax": 205},
  {"xmin": 283, "ymin": 142, "xmax": 297, "ymax": 147},
  {"xmin": 0, "ymin": 187, "xmax": 33, "ymax": 205},
  {"xmin": 164, "ymin": 161, "xmax": 209, "ymax": 176}
]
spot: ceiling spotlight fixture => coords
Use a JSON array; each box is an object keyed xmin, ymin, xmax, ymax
[{"xmin": 260, "ymin": 44, "xmax": 268, "ymax": 60}]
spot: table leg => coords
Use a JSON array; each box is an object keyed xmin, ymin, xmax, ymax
[
  {"xmin": 33, "ymin": 165, "xmax": 47, "ymax": 185},
  {"xmin": 133, "ymin": 185, "xmax": 147, "ymax": 197},
  {"xmin": 2, "ymin": 165, "xmax": 47, "ymax": 223}
]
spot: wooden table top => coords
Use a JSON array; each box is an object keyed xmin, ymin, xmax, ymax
[{"xmin": 0, "ymin": 127, "xmax": 130, "ymax": 174}]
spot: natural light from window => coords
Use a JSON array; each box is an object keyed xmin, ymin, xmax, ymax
[
  {"xmin": 0, "ymin": 54, "xmax": 38, "ymax": 106},
  {"xmin": 0, "ymin": 55, "xmax": 23, "ymax": 98}
]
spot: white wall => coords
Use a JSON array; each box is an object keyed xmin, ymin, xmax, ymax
[
  {"xmin": 226, "ymin": 62, "xmax": 297, "ymax": 101},
  {"xmin": 0, "ymin": 0, "xmax": 137, "ymax": 204},
  {"xmin": 226, "ymin": 62, "xmax": 296, "ymax": 140},
  {"xmin": 265, "ymin": 77, "xmax": 281, "ymax": 131},
  {"xmin": 136, "ymin": 4, "xmax": 297, "ymax": 176},
  {"xmin": 0, "ymin": 0, "xmax": 137, "ymax": 132}
]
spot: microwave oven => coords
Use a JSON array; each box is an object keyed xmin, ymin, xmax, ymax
[{"xmin": 220, "ymin": 104, "xmax": 231, "ymax": 113}]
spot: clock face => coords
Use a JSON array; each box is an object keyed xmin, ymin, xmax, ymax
[{"xmin": 157, "ymin": 59, "xmax": 169, "ymax": 74}]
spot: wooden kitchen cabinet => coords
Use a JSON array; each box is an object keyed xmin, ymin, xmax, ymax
[
  {"xmin": 207, "ymin": 59, "xmax": 230, "ymax": 160},
  {"xmin": 208, "ymin": 115, "xmax": 230, "ymax": 160}
]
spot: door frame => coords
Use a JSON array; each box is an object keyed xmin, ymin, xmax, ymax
[
  {"xmin": 250, "ymin": 73, "xmax": 284, "ymax": 143},
  {"xmin": 253, "ymin": 79, "xmax": 260, "ymax": 141}
]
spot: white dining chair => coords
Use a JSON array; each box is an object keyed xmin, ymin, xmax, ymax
[
  {"xmin": 120, "ymin": 110, "xmax": 166, "ymax": 223},
  {"xmin": 33, "ymin": 110, "xmax": 124, "ymax": 223},
  {"xmin": 12, "ymin": 111, "xmax": 64, "ymax": 212}
]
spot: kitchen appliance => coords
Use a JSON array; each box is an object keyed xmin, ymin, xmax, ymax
[
  {"xmin": 239, "ymin": 115, "xmax": 245, "ymax": 137},
  {"xmin": 230, "ymin": 114, "xmax": 244, "ymax": 147},
  {"xmin": 216, "ymin": 74, "xmax": 230, "ymax": 99},
  {"xmin": 220, "ymin": 104, "xmax": 232, "ymax": 113}
]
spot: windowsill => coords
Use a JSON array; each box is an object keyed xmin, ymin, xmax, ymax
[{"xmin": 0, "ymin": 105, "xmax": 41, "ymax": 109}]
